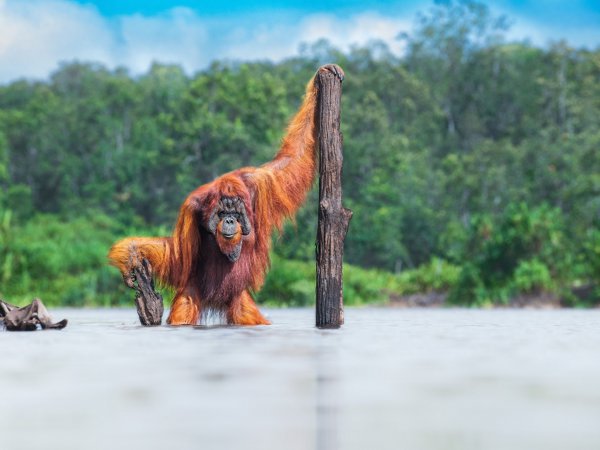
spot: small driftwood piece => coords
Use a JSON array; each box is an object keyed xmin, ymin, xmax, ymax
[
  {"xmin": 130, "ymin": 253, "xmax": 163, "ymax": 326},
  {"xmin": 0, "ymin": 298, "xmax": 68, "ymax": 331},
  {"xmin": 315, "ymin": 64, "xmax": 352, "ymax": 329}
]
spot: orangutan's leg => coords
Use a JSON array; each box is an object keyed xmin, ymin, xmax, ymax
[
  {"xmin": 227, "ymin": 290, "xmax": 270, "ymax": 325},
  {"xmin": 167, "ymin": 289, "xmax": 200, "ymax": 325}
]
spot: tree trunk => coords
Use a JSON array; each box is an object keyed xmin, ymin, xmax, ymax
[{"xmin": 316, "ymin": 66, "xmax": 352, "ymax": 329}]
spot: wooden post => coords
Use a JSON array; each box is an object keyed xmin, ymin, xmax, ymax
[{"xmin": 316, "ymin": 65, "xmax": 352, "ymax": 329}]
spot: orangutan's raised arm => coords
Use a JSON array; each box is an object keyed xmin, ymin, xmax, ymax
[{"xmin": 245, "ymin": 64, "xmax": 344, "ymax": 234}]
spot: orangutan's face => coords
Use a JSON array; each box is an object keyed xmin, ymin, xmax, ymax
[{"xmin": 207, "ymin": 197, "xmax": 251, "ymax": 262}]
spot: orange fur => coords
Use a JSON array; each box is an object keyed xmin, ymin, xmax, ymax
[
  {"xmin": 168, "ymin": 290, "xmax": 200, "ymax": 325},
  {"xmin": 227, "ymin": 290, "xmax": 271, "ymax": 325},
  {"xmin": 216, "ymin": 221, "xmax": 242, "ymax": 254},
  {"xmin": 108, "ymin": 65, "xmax": 339, "ymax": 325}
]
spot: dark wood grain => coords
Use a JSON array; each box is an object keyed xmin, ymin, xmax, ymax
[
  {"xmin": 315, "ymin": 65, "xmax": 352, "ymax": 329},
  {"xmin": 1, "ymin": 298, "xmax": 67, "ymax": 331},
  {"xmin": 131, "ymin": 254, "xmax": 164, "ymax": 326}
]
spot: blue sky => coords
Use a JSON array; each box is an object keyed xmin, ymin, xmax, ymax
[
  {"xmin": 79, "ymin": 1, "xmax": 423, "ymax": 16},
  {"xmin": 0, "ymin": 0, "xmax": 598, "ymax": 83}
]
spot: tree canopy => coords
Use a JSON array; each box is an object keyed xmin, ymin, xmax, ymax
[{"xmin": 1, "ymin": 1, "xmax": 599, "ymax": 306}]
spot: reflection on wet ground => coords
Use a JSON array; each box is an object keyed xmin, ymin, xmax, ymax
[{"xmin": 1, "ymin": 308, "xmax": 600, "ymax": 450}]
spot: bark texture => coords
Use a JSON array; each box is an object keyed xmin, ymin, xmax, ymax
[
  {"xmin": 315, "ymin": 66, "xmax": 352, "ymax": 329},
  {"xmin": 132, "ymin": 255, "xmax": 164, "ymax": 326},
  {"xmin": 0, "ymin": 298, "xmax": 68, "ymax": 331}
]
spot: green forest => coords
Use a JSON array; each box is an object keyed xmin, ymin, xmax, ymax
[{"xmin": 0, "ymin": 1, "xmax": 598, "ymax": 308}]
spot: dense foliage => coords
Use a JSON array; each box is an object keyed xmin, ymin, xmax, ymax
[{"xmin": 0, "ymin": 1, "xmax": 598, "ymax": 307}]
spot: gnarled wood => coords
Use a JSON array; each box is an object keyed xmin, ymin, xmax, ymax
[
  {"xmin": 0, "ymin": 298, "xmax": 68, "ymax": 331},
  {"xmin": 131, "ymin": 255, "xmax": 164, "ymax": 326},
  {"xmin": 316, "ymin": 65, "xmax": 352, "ymax": 329}
]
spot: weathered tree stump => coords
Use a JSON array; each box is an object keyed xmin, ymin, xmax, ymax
[
  {"xmin": 315, "ymin": 65, "xmax": 352, "ymax": 329},
  {"xmin": 0, "ymin": 298, "xmax": 67, "ymax": 331},
  {"xmin": 131, "ymin": 255, "xmax": 164, "ymax": 326}
]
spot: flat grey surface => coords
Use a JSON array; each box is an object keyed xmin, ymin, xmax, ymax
[{"xmin": 1, "ymin": 308, "xmax": 599, "ymax": 450}]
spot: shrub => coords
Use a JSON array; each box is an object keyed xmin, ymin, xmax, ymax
[
  {"xmin": 0, "ymin": 212, "xmax": 132, "ymax": 306},
  {"xmin": 258, "ymin": 255, "xmax": 396, "ymax": 306},
  {"xmin": 511, "ymin": 259, "xmax": 553, "ymax": 294},
  {"xmin": 448, "ymin": 202, "xmax": 569, "ymax": 305},
  {"xmin": 396, "ymin": 257, "xmax": 460, "ymax": 295}
]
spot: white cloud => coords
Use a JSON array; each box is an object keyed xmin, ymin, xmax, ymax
[
  {"xmin": 1, "ymin": 0, "xmax": 597, "ymax": 84},
  {"xmin": 0, "ymin": 0, "xmax": 114, "ymax": 81},
  {"xmin": 0, "ymin": 0, "xmax": 413, "ymax": 83},
  {"xmin": 507, "ymin": 17, "xmax": 600, "ymax": 49},
  {"xmin": 297, "ymin": 13, "xmax": 411, "ymax": 55},
  {"xmin": 213, "ymin": 12, "xmax": 412, "ymax": 62},
  {"xmin": 491, "ymin": 4, "xmax": 600, "ymax": 49},
  {"xmin": 117, "ymin": 8, "xmax": 210, "ymax": 73}
]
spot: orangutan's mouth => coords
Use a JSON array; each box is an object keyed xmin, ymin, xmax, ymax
[{"xmin": 225, "ymin": 241, "xmax": 243, "ymax": 262}]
